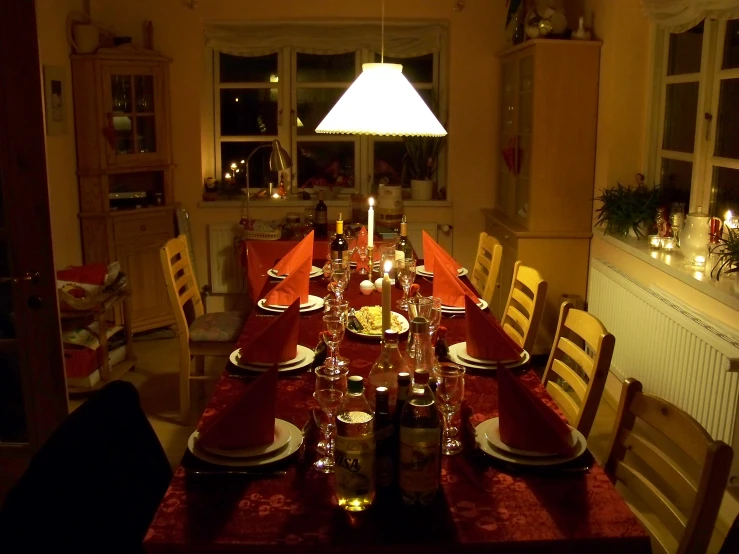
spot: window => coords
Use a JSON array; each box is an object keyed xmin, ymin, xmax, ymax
[
  {"xmin": 211, "ymin": 46, "xmax": 446, "ymax": 197},
  {"xmin": 649, "ymin": 19, "xmax": 739, "ymax": 218}
]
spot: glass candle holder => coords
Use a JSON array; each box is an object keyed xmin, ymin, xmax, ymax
[
  {"xmin": 661, "ymin": 237, "xmax": 677, "ymax": 252},
  {"xmin": 693, "ymin": 255, "xmax": 707, "ymax": 270},
  {"xmin": 648, "ymin": 235, "xmax": 662, "ymax": 250}
]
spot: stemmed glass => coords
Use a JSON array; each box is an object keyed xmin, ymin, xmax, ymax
[
  {"xmin": 330, "ymin": 260, "xmax": 351, "ymax": 302},
  {"xmin": 356, "ymin": 243, "xmax": 369, "ymax": 275},
  {"xmin": 323, "ymin": 313, "xmax": 347, "ymax": 370},
  {"xmin": 313, "ymin": 365, "xmax": 348, "ymax": 473},
  {"xmin": 427, "ymin": 296, "xmax": 443, "ymax": 381},
  {"xmin": 396, "ymin": 258, "xmax": 417, "ymax": 310},
  {"xmin": 323, "ymin": 300, "xmax": 349, "ymax": 369},
  {"xmin": 436, "ymin": 363, "xmax": 466, "ymax": 456}
]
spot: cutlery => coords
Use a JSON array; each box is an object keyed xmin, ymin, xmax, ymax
[
  {"xmin": 347, "ymin": 308, "xmax": 364, "ymax": 331},
  {"xmin": 187, "ymin": 469, "xmax": 287, "ymax": 477}
]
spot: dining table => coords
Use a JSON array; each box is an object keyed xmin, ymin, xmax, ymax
[{"xmin": 144, "ymin": 257, "xmax": 650, "ymax": 554}]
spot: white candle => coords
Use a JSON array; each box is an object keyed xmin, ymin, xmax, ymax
[
  {"xmin": 368, "ymin": 197, "xmax": 375, "ymax": 248},
  {"xmin": 382, "ymin": 260, "xmax": 392, "ymax": 333}
]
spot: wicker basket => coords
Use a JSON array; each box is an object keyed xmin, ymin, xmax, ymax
[{"xmin": 243, "ymin": 229, "xmax": 281, "ymax": 241}]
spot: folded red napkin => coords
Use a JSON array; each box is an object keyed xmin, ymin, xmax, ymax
[
  {"xmin": 57, "ymin": 264, "xmax": 108, "ymax": 285},
  {"xmin": 272, "ymin": 231, "xmax": 314, "ymax": 276},
  {"xmin": 465, "ymin": 296, "xmax": 522, "ymax": 361},
  {"xmin": 238, "ymin": 299, "xmax": 299, "ymax": 364},
  {"xmin": 497, "ymin": 368, "xmax": 573, "ymax": 456},
  {"xmin": 264, "ymin": 256, "xmax": 311, "ymax": 306},
  {"xmin": 197, "ymin": 363, "xmax": 279, "ymax": 450},
  {"xmin": 422, "ymin": 231, "xmax": 462, "ymax": 273},
  {"xmin": 433, "ymin": 260, "xmax": 479, "ymax": 307}
]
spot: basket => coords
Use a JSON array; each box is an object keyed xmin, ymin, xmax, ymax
[{"xmin": 243, "ymin": 228, "xmax": 281, "ymax": 241}]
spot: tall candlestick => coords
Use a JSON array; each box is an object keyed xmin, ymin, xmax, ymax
[
  {"xmin": 368, "ymin": 197, "xmax": 375, "ymax": 248},
  {"xmin": 382, "ymin": 260, "xmax": 392, "ymax": 333}
]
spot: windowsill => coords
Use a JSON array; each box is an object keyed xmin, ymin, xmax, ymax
[
  {"xmin": 198, "ymin": 198, "xmax": 452, "ymax": 209},
  {"xmin": 596, "ymin": 231, "xmax": 739, "ymax": 312}
]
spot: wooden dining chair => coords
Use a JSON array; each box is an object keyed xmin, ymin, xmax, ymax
[
  {"xmin": 541, "ymin": 301, "xmax": 615, "ymax": 437},
  {"xmin": 604, "ymin": 378, "xmax": 733, "ymax": 554},
  {"xmin": 470, "ymin": 232, "xmax": 503, "ymax": 306},
  {"xmin": 160, "ymin": 235, "xmax": 246, "ymax": 423},
  {"xmin": 500, "ymin": 261, "xmax": 547, "ymax": 354}
]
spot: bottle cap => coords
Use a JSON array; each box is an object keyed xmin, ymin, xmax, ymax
[
  {"xmin": 398, "ymin": 372, "xmax": 411, "ymax": 385},
  {"xmin": 383, "ymin": 329, "xmax": 398, "ymax": 342},
  {"xmin": 376, "ymin": 386, "xmax": 388, "ymax": 396},
  {"xmin": 336, "ymin": 218, "xmax": 343, "ymax": 234},
  {"xmin": 413, "ymin": 369, "xmax": 430, "ymax": 385},
  {"xmin": 348, "ymin": 375, "xmax": 364, "ymax": 393},
  {"xmin": 410, "ymin": 316, "xmax": 429, "ymax": 334}
]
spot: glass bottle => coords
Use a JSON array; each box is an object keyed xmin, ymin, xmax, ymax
[
  {"xmin": 399, "ymin": 369, "xmax": 441, "ymax": 506},
  {"xmin": 330, "ymin": 213, "xmax": 349, "ymax": 263},
  {"xmin": 374, "ymin": 386, "xmax": 395, "ymax": 492},
  {"xmin": 335, "ymin": 376, "xmax": 375, "ymax": 512},
  {"xmin": 368, "ymin": 329, "xmax": 407, "ymax": 411},
  {"xmin": 394, "ymin": 217, "xmax": 412, "ymax": 290},
  {"xmin": 405, "ymin": 316, "xmax": 433, "ymax": 370},
  {"xmin": 315, "ymin": 190, "xmax": 328, "ymax": 239}
]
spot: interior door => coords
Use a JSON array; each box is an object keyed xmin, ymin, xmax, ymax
[{"xmin": 0, "ymin": 1, "xmax": 69, "ymax": 502}]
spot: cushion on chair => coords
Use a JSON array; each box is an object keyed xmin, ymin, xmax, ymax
[{"xmin": 189, "ymin": 311, "xmax": 246, "ymax": 343}]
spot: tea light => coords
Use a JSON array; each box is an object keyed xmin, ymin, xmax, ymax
[
  {"xmin": 648, "ymin": 235, "xmax": 662, "ymax": 250},
  {"xmin": 693, "ymin": 255, "xmax": 706, "ymax": 270},
  {"xmin": 661, "ymin": 237, "xmax": 677, "ymax": 251}
]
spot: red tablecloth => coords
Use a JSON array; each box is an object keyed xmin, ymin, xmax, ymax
[{"xmin": 145, "ymin": 263, "xmax": 649, "ymax": 554}]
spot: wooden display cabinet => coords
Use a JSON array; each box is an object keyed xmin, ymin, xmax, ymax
[
  {"xmin": 72, "ymin": 46, "xmax": 176, "ymax": 333},
  {"xmin": 487, "ymin": 39, "xmax": 601, "ymax": 354}
]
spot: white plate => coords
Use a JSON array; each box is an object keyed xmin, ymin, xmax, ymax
[
  {"xmin": 231, "ymin": 346, "xmax": 307, "ymax": 368},
  {"xmin": 441, "ymin": 299, "xmax": 488, "ymax": 313},
  {"xmin": 268, "ymin": 266, "xmax": 323, "ymax": 279},
  {"xmin": 484, "ymin": 417, "xmax": 578, "ymax": 458},
  {"xmin": 258, "ymin": 295, "xmax": 324, "ymax": 313},
  {"xmin": 198, "ymin": 419, "xmax": 292, "ymax": 458},
  {"xmin": 188, "ymin": 419, "xmax": 303, "ymax": 467},
  {"xmin": 453, "ymin": 341, "xmax": 526, "ymax": 366},
  {"xmin": 346, "ymin": 311, "xmax": 410, "ymax": 339},
  {"xmin": 229, "ymin": 345, "xmax": 315, "ymax": 373},
  {"xmin": 416, "ymin": 265, "xmax": 468, "ymax": 278},
  {"xmin": 475, "ymin": 418, "xmax": 587, "ymax": 466},
  {"xmin": 448, "ymin": 343, "xmax": 530, "ymax": 371}
]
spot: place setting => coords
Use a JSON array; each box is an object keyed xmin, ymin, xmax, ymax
[
  {"xmin": 446, "ymin": 296, "xmax": 530, "ymax": 371},
  {"xmin": 266, "ymin": 231, "xmax": 324, "ymax": 279},
  {"xmin": 187, "ymin": 364, "xmax": 304, "ymax": 469},
  {"xmin": 470, "ymin": 368, "xmax": 591, "ymax": 473},
  {"xmin": 433, "ymin": 260, "xmax": 489, "ymax": 314},
  {"xmin": 416, "ymin": 231, "xmax": 469, "ymax": 278},
  {"xmin": 257, "ymin": 256, "xmax": 325, "ymax": 314}
]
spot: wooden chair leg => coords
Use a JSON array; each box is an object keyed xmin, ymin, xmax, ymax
[{"xmin": 179, "ymin": 342, "xmax": 191, "ymax": 425}]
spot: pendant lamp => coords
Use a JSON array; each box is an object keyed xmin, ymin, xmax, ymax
[{"xmin": 315, "ymin": 2, "xmax": 447, "ymax": 137}]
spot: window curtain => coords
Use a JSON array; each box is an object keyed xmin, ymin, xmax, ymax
[
  {"xmin": 203, "ymin": 21, "xmax": 448, "ymax": 57},
  {"xmin": 640, "ymin": 0, "xmax": 739, "ymax": 32}
]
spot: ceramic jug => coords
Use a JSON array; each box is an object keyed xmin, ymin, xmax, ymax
[
  {"xmin": 680, "ymin": 207, "xmax": 721, "ymax": 263},
  {"xmin": 67, "ymin": 12, "xmax": 100, "ymax": 54}
]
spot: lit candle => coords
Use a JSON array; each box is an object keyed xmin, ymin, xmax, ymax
[
  {"xmin": 382, "ymin": 260, "xmax": 392, "ymax": 333},
  {"xmin": 648, "ymin": 235, "xmax": 662, "ymax": 250},
  {"xmin": 368, "ymin": 197, "xmax": 375, "ymax": 248},
  {"xmin": 694, "ymin": 255, "xmax": 706, "ymax": 270},
  {"xmin": 661, "ymin": 237, "xmax": 677, "ymax": 251},
  {"xmin": 224, "ymin": 172, "xmax": 232, "ymax": 180}
]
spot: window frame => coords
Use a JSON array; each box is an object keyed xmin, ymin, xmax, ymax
[
  {"xmin": 648, "ymin": 19, "xmax": 739, "ymax": 215},
  {"xmin": 206, "ymin": 41, "xmax": 448, "ymax": 199}
]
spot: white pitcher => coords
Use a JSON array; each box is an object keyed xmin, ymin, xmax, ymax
[
  {"xmin": 67, "ymin": 12, "xmax": 100, "ymax": 54},
  {"xmin": 680, "ymin": 207, "xmax": 721, "ymax": 263}
]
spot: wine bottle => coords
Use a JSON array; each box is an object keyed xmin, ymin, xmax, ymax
[
  {"xmin": 399, "ymin": 368, "xmax": 441, "ymax": 506},
  {"xmin": 368, "ymin": 329, "xmax": 407, "ymax": 412},
  {"xmin": 394, "ymin": 217, "xmax": 412, "ymax": 290},
  {"xmin": 335, "ymin": 376, "xmax": 376, "ymax": 512},
  {"xmin": 314, "ymin": 190, "xmax": 328, "ymax": 239},
  {"xmin": 330, "ymin": 213, "xmax": 349, "ymax": 263},
  {"xmin": 374, "ymin": 386, "xmax": 395, "ymax": 492}
]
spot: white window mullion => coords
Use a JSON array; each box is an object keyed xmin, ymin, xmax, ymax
[
  {"xmin": 653, "ymin": 29, "xmax": 670, "ymax": 187},
  {"xmin": 695, "ymin": 20, "xmax": 720, "ymax": 212}
]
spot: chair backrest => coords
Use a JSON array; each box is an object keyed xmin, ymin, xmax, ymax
[
  {"xmin": 605, "ymin": 378, "xmax": 733, "ymax": 554},
  {"xmin": 160, "ymin": 234, "xmax": 204, "ymax": 341},
  {"xmin": 470, "ymin": 232, "xmax": 503, "ymax": 306},
  {"xmin": 541, "ymin": 301, "xmax": 615, "ymax": 437},
  {"xmin": 500, "ymin": 261, "xmax": 547, "ymax": 353}
]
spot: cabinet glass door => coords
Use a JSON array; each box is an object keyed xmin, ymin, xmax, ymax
[
  {"xmin": 515, "ymin": 54, "xmax": 534, "ymax": 223},
  {"xmin": 498, "ymin": 60, "xmax": 517, "ymax": 214},
  {"xmin": 110, "ymin": 72, "xmax": 157, "ymax": 156}
]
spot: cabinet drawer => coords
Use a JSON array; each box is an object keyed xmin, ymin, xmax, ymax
[
  {"xmin": 485, "ymin": 219, "xmax": 519, "ymax": 252},
  {"xmin": 113, "ymin": 214, "xmax": 173, "ymax": 242}
]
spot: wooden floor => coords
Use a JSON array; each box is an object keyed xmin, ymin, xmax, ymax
[{"xmin": 68, "ymin": 334, "xmax": 737, "ymax": 552}]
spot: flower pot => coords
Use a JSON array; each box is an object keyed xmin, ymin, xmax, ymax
[{"xmin": 410, "ymin": 179, "xmax": 434, "ymax": 201}]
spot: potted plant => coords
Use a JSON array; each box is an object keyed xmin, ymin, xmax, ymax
[
  {"xmin": 594, "ymin": 182, "xmax": 661, "ymax": 239},
  {"xmin": 402, "ymin": 135, "xmax": 446, "ymax": 201},
  {"xmin": 710, "ymin": 227, "xmax": 739, "ymax": 282}
]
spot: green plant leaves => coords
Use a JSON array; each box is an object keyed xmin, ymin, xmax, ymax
[{"xmin": 594, "ymin": 183, "xmax": 661, "ymax": 239}]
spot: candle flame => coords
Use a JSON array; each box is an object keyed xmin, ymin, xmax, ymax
[
  {"xmin": 224, "ymin": 172, "xmax": 231, "ymax": 179},
  {"xmin": 383, "ymin": 260, "xmax": 393, "ymax": 273},
  {"xmin": 726, "ymin": 210, "xmax": 733, "ymax": 221},
  {"xmin": 369, "ymin": 197, "xmax": 375, "ymax": 207}
]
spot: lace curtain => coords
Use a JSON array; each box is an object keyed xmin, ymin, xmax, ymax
[
  {"xmin": 203, "ymin": 22, "xmax": 447, "ymax": 57},
  {"xmin": 641, "ymin": 0, "xmax": 739, "ymax": 32}
]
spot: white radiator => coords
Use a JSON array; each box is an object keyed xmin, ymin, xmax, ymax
[
  {"xmin": 207, "ymin": 223, "xmax": 245, "ymax": 294},
  {"xmin": 588, "ymin": 259, "xmax": 739, "ymax": 472}
]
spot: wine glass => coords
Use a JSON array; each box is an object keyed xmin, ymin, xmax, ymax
[
  {"xmin": 323, "ymin": 313, "xmax": 347, "ymax": 370},
  {"xmin": 356, "ymin": 243, "xmax": 369, "ymax": 275},
  {"xmin": 436, "ymin": 363, "xmax": 466, "ymax": 456},
  {"xmin": 313, "ymin": 365, "xmax": 348, "ymax": 473},
  {"xmin": 330, "ymin": 260, "xmax": 351, "ymax": 301},
  {"xmin": 396, "ymin": 257, "xmax": 417, "ymax": 310}
]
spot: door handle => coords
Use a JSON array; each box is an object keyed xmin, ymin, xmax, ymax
[{"xmin": 0, "ymin": 271, "xmax": 40, "ymax": 285}]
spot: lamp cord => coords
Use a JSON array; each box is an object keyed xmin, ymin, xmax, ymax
[{"xmin": 381, "ymin": 0, "xmax": 384, "ymax": 63}]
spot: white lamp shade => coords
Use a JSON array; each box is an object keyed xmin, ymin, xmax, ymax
[{"xmin": 315, "ymin": 63, "xmax": 447, "ymax": 137}]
